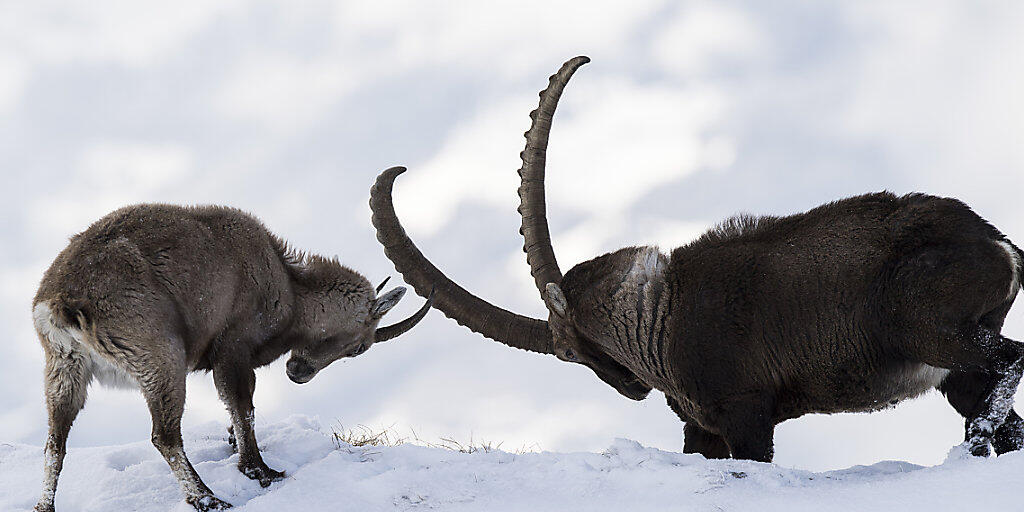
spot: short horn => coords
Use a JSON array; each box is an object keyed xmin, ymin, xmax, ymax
[
  {"xmin": 375, "ymin": 288, "xmax": 434, "ymax": 342},
  {"xmin": 376, "ymin": 276, "xmax": 391, "ymax": 293},
  {"xmin": 370, "ymin": 166, "xmax": 554, "ymax": 354},
  {"xmin": 518, "ymin": 56, "xmax": 589, "ymax": 299}
]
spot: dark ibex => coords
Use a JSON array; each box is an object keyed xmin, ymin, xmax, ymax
[
  {"xmin": 32, "ymin": 204, "xmax": 432, "ymax": 511},
  {"xmin": 370, "ymin": 56, "xmax": 1024, "ymax": 462}
]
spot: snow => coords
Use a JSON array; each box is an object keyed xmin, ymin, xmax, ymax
[{"xmin": 1, "ymin": 416, "xmax": 1021, "ymax": 511}]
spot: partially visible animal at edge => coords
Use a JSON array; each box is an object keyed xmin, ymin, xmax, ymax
[
  {"xmin": 370, "ymin": 56, "xmax": 1024, "ymax": 463},
  {"xmin": 31, "ymin": 204, "xmax": 433, "ymax": 511}
]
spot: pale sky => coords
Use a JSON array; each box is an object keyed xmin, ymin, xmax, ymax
[{"xmin": 3, "ymin": 1, "xmax": 1024, "ymax": 472}]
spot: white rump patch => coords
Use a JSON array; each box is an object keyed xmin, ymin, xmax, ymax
[
  {"xmin": 996, "ymin": 240, "xmax": 1021, "ymax": 301},
  {"xmin": 33, "ymin": 303, "xmax": 138, "ymax": 390},
  {"xmin": 995, "ymin": 239, "xmax": 1019, "ymax": 299}
]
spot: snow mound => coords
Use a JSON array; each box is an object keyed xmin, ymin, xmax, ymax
[{"xmin": 1, "ymin": 416, "xmax": 1020, "ymax": 511}]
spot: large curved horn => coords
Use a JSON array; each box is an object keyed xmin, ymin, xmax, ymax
[
  {"xmin": 518, "ymin": 56, "xmax": 589, "ymax": 297},
  {"xmin": 370, "ymin": 166, "xmax": 555, "ymax": 354},
  {"xmin": 375, "ymin": 288, "xmax": 435, "ymax": 342}
]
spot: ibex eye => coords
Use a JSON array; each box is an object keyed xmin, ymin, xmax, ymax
[{"xmin": 564, "ymin": 349, "xmax": 577, "ymax": 361}]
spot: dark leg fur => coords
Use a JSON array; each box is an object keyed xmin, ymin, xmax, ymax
[
  {"xmin": 666, "ymin": 396, "xmax": 731, "ymax": 458},
  {"xmin": 714, "ymin": 399, "xmax": 776, "ymax": 462},
  {"xmin": 940, "ymin": 369, "xmax": 1024, "ymax": 455},
  {"xmin": 933, "ymin": 329, "xmax": 1024, "ymax": 456},
  {"xmin": 683, "ymin": 423, "xmax": 731, "ymax": 459},
  {"xmin": 966, "ymin": 343, "xmax": 1024, "ymax": 456}
]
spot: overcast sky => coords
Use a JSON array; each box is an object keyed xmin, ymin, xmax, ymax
[{"xmin": 3, "ymin": 1, "xmax": 1024, "ymax": 472}]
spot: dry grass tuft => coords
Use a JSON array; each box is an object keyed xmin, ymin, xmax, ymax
[
  {"xmin": 429, "ymin": 435, "xmax": 502, "ymax": 454},
  {"xmin": 332, "ymin": 424, "xmax": 407, "ymax": 448},
  {"xmin": 331, "ymin": 423, "xmax": 538, "ymax": 454}
]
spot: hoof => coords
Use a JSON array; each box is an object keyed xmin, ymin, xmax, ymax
[
  {"xmin": 969, "ymin": 441, "xmax": 992, "ymax": 458},
  {"xmin": 33, "ymin": 503, "xmax": 55, "ymax": 512},
  {"xmin": 226, "ymin": 426, "xmax": 237, "ymax": 453},
  {"xmin": 241, "ymin": 463, "xmax": 286, "ymax": 488},
  {"xmin": 967, "ymin": 421, "xmax": 995, "ymax": 458},
  {"xmin": 188, "ymin": 495, "xmax": 233, "ymax": 510}
]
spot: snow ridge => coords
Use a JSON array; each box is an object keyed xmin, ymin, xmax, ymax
[{"xmin": 1, "ymin": 416, "xmax": 1021, "ymax": 511}]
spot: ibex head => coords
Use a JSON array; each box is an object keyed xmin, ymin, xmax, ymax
[
  {"xmin": 369, "ymin": 56, "xmax": 653, "ymax": 401},
  {"xmin": 541, "ymin": 247, "xmax": 664, "ymax": 400},
  {"xmin": 285, "ymin": 257, "xmax": 433, "ymax": 384}
]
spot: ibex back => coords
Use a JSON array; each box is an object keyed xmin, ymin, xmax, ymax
[{"xmin": 32, "ymin": 204, "xmax": 432, "ymax": 511}]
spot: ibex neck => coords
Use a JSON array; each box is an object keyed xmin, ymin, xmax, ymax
[{"xmin": 600, "ymin": 247, "xmax": 674, "ymax": 389}]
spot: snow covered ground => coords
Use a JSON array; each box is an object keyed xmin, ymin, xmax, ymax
[{"xmin": 1, "ymin": 416, "xmax": 1019, "ymax": 511}]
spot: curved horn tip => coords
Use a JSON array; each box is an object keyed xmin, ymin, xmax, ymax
[
  {"xmin": 373, "ymin": 166, "xmax": 407, "ymax": 187},
  {"xmin": 373, "ymin": 286, "xmax": 434, "ymax": 343}
]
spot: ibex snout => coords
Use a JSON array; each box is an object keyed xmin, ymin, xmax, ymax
[{"xmin": 286, "ymin": 358, "xmax": 316, "ymax": 384}]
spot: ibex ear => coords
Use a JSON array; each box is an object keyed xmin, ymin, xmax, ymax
[
  {"xmin": 372, "ymin": 286, "xmax": 406, "ymax": 318},
  {"xmin": 544, "ymin": 283, "xmax": 568, "ymax": 318}
]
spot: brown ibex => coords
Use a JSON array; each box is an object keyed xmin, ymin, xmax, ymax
[
  {"xmin": 32, "ymin": 204, "xmax": 432, "ymax": 511},
  {"xmin": 370, "ymin": 56, "xmax": 1024, "ymax": 462}
]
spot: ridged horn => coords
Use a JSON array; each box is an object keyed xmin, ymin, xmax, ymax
[
  {"xmin": 518, "ymin": 56, "xmax": 589, "ymax": 297},
  {"xmin": 370, "ymin": 166, "xmax": 555, "ymax": 355},
  {"xmin": 374, "ymin": 287, "xmax": 434, "ymax": 342}
]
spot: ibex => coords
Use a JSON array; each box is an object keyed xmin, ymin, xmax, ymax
[
  {"xmin": 370, "ymin": 56, "xmax": 1024, "ymax": 462},
  {"xmin": 31, "ymin": 204, "xmax": 432, "ymax": 511}
]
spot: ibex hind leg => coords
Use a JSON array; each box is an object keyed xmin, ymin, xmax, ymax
[
  {"xmin": 964, "ymin": 332, "xmax": 1024, "ymax": 457},
  {"xmin": 940, "ymin": 369, "xmax": 1024, "ymax": 455},
  {"xmin": 928, "ymin": 327, "xmax": 1024, "ymax": 457},
  {"xmin": 131, "ymin": 340, "xmax": 232, "ymax": 510},
  {"xmin": 34, "ymin": 348, "xmax": 91, "ymax": 512},
  {"xmin": 903, "ymin": 242, "xmax": 1024, "ymax": 455}
]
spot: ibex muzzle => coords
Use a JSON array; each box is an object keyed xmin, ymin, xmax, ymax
[
  {"xmin": 31, "ymin": 204, "xmax": 432, "ymax": 511},
  {"xmin": 371, "ymin": 56, "xmax": 1024, "ymax": 462}
]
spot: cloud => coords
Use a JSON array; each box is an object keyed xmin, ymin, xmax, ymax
[
  {"xmin": 652, "ymin": 2, "xmax": 766, "ymax": 78},
  {"xmin": 29, "ymin": 141, "xmax": 194, "ymax": 236},
  {"xmin": 400, "ymin": 77, "xmax": 733, "ymax": 237},
  {"xmin": 815, "ymin": 2, "xmax": 1024, "ymax": 260},
  {"xmin": 0, "ymin": 52, "xmax": 28, "ymax": 114},
  {"xmin": 329, "ymin": 0, "xmax": 667, "ymax": 72},
  {"xmin": 216, "ymin": 54, "xmax": 358, "ymax": 131},
  {"xmin": 3, "ymin": 0, "xmax": 242, "ymax": 67}
]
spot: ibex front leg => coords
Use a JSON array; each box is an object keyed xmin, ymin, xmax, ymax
[
  {"xmin": 136, "ymin": 350, "xmax": 231, "ymax": 510},
  {"xmin": 214, "ymin": 364, "xmax": 284, "ymax": 487}
]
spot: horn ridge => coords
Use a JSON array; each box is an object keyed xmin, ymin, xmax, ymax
[{"xmin": 517, "ymin": 56, "xmax": 589, "ymax": 297}]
